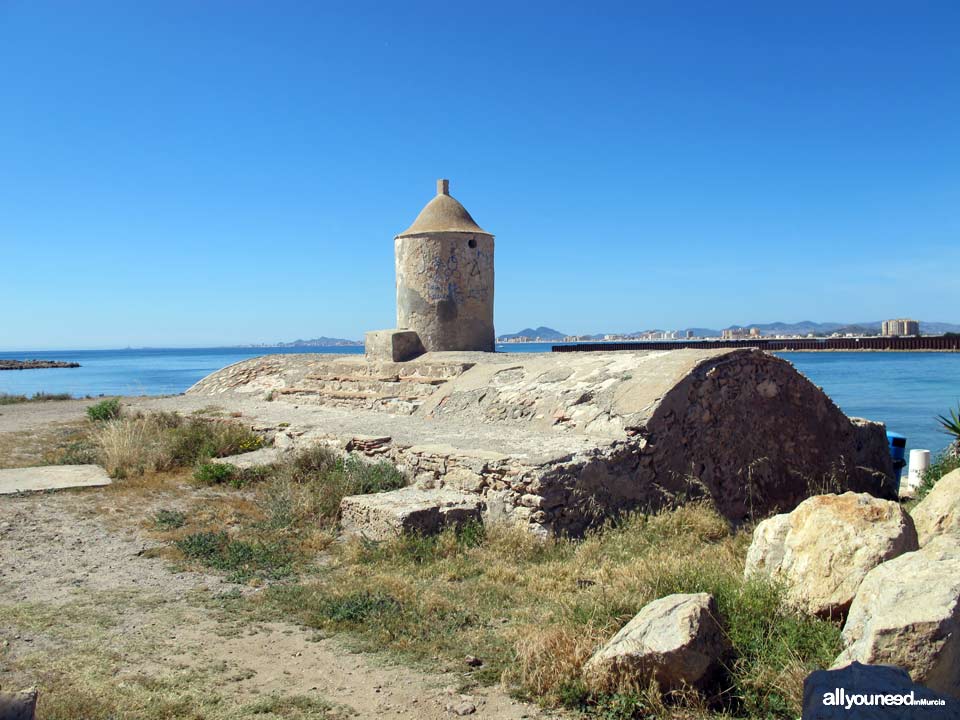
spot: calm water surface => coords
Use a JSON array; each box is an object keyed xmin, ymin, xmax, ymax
[{"xmin": 1, "ymin": 345, "xmax": 957, "ymax": 455}]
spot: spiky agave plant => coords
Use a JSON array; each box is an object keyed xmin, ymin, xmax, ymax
[{"xmin": 936, "ymin": 403, "xmax": 960, "ymax": 457}]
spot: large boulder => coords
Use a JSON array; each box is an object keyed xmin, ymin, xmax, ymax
[
  {"xmin": 834, "ymin": 536, "xmax": 960, "ymax": 698},
  {"xmin": 582, "ymin": 593, "xmax": 728, "ymax": 693},
  {"xmin": 803, "ymin": 662, "xmax": 958, "ymax": 719},
  {"xmin": 744, "ymin": 492, "xmax": 918, "ymax": 618},
  {"xmin": 911, "ymin": 469, "xmax": 960, "ymax": 546}
]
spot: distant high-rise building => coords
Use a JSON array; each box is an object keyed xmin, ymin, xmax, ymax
[{"xmin": 882, "ymin": 318, "xmax": 920, "ymax": 337}]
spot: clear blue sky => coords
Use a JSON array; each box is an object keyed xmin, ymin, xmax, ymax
[{"xmin": 2, "ymin": 1, "xmax": 958, "ymax": 349}]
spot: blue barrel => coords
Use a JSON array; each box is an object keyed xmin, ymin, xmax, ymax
[{"xmin": 887, "ymin": 431, "xmax": 907, "ymax": 488}]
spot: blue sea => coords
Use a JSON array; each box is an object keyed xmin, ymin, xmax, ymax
[{"xmin": 1, "ymin": 345, "xmax": 958, "ymax": 455}]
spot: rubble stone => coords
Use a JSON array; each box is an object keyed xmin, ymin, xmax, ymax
[
  {"xmin": 745, "ymin": 493, "xmax": 918, "ymax": 617},
  {"xmin": 911, "ymin": 468, "xmax": 960, "ymax": 546},
  {"xmin": 834, "ymin": 536, "xmax": 960, "ymax": 697},
  {"xmin": 582, "ymin": 593, "xmax": 728, "ymax": 693},
  {"xmin": 339, "ymin": 487, "xmax": 482, "ymax": 541},
  {"xmin": 188, "ymin": 348, "xmax": 895, "ymax": 536}
]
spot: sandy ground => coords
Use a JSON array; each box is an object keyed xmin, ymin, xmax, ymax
[{"xmin": 0, "ymin": 400, "xmax": 554, "ymax": 719}]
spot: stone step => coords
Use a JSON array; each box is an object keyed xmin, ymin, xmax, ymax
[{"xmin": 340, "ymin": 487, "xmax": 483, "ymax": 541}]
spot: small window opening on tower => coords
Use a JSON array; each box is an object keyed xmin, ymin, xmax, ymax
[{"xmin": 468, "ymin": 238, "xmax": 477, "ymax": 248}]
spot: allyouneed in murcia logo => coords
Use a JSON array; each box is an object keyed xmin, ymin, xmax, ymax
[{"xmin": 821, "ymin": 687, "xmax": 947, "ymax": 710}]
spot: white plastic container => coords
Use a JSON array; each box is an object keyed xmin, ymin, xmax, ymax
[{"xmin": 907, "ymin": 449, "xmax": 931, "ymax": 489}]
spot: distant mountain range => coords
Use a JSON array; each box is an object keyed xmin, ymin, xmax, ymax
[
  {"xmin": 498, "ymin": 327, "xmax": 568, "ymax": 341},
  {"xmin": 247, "ymin": 337, "xmax": 362, "ymax": 347},
  {"xmin": 498, "ymin": 320, "xmax": 960, "ymax": 341}
]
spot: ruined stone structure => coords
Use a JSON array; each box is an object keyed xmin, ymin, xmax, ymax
[
  {"xmin": 366, "ymin": 179, "xmax": 494, "ymax": 360},
  {"xmin": 189, "ymin": 348, "xmax": 895, "ymax": 538},
  {"xmin": 188, "ymin": 179, "xmax": 896, "ymax": 538}
]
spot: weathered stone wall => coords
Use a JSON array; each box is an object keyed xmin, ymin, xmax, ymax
[
  {"xmin": 395, "ymin": 233, "xmax": 495, "ymax": 352},
  {"xmin": 189, "ymin": 349, "xmax": 895, "ymax": 536}
]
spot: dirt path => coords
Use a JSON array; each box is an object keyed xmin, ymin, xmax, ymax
[{"xmin": 0, "ymin": 475, "xmax": 553, "ymax": 719}]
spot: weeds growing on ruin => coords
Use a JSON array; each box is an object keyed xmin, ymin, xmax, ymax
[{"xmin": 256, "ymin": 447, "xmax": 406, "ymax": 530}]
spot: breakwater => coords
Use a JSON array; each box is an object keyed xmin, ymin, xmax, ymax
[
  {"xmin": 553, "ymin": 336, "xmax": 960, "ymax": 353},
  {"xmin": 0, "ymin": 360, "xmax": 81, "ymax": 371}
]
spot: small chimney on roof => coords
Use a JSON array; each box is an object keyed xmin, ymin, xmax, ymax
[{"xmin": 437, "ymin": 178, "xmax": 450, "ymax": 196}]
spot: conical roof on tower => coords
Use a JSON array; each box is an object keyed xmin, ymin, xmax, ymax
[{"xmin": 396, "ymin": 179, "xmax": 492, "ymax": 238}]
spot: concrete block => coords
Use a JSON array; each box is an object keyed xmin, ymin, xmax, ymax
[
  {"xmin": 364, "ymin": 329, "xmax": 425, "ymax": 362},
  {"xmin": 340, "ymin": 486, "xmax": 482, "ymax": 540}
]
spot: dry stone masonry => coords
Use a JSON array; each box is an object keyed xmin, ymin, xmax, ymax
[
  {"xmin": 187, "ymin": 178, "xmax": 896, "ymax": 538},
  {"xmin": 189, "ymin": 347, "xmax": 895, "ymax": 537}
]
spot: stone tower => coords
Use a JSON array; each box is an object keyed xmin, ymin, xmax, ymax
[{"xmin": 393, "ymin": 179, "xmax": 495, "ymax": 352}]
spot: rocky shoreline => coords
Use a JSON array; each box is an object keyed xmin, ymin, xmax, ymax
[{"xmin": 0, "ymin": 359, "xmax": 80, "ymax": 371}]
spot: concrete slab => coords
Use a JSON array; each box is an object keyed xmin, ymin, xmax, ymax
[{"xmin": 0, "ymin": 465, "xmax": 112, "ymax": 495}]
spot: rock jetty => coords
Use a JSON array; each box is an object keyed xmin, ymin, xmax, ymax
[{"xmin": 0, "ymin": 359, "xmax": 80, "ymax": 370}]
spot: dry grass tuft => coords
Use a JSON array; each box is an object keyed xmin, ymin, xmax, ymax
[
  {"xmin": 504, "ymin": 623, "xmax": 603, "ymax": 699},
  {"xmin": 89, "ymin": 410, "xmax": 264, "ymax": 479},
  {"xmin": 95, "ymin": 414, "xmax": 169, "ymax": 477}
]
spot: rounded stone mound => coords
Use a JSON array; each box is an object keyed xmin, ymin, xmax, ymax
[{"xmin": 188, "ymin": 348, "xmax": 896, "ymax": 535}]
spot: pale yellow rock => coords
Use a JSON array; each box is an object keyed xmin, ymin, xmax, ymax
[
  {"xmin": 744, "ymin": 492, "xmax": 918, "ymax": 617},
  {"xmin": 910, "ymin": 468, "xmax": 960, "ymax": 546},
  {"xmin": 834, "ymin": 535, "xmax": 960, "ymax": 698},
  {"xmin": 582, "ymin": 593, "xmax": 728, "ymax": 693}
]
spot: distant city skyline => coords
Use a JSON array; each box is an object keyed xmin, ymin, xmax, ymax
[{"xmin": 2, "ymin": 2, "xmax": 958, "ymax": 350}]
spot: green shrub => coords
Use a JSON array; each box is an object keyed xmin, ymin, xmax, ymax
[
  {"xmin": 256, "ymin": 448, "xmax": 408, "ymax": 529},
  {"xmin": 344, "ymin": 455, "xmax": 406, "ymax": 494},
  {"xmin": 915, "ymin": 450, "xmax": 960, "ymax": 501},
  {"xmin": 313, "ymin": 590, "xmax": 404, "ymax": 624},
  {"xmin": 86, "ymin": 398, "xmax": 121, "ymax": 422},
  {"xmin": 175, "ymin": 531, "xmax": 293, "ymax": 582},
  {"xmin": 194, "ymin": 462, "xmax": 237, "ymax": 485},
  {"xmin": 56, "ymin": 438, "xmax": 99, "ymax": 465},
  {"xmin": 155, "ymin": 509, "xmax": 187, "ymax": 529},
  {"xmin": 166, "ymin": 418, "xmax": 263, "ymax": 466}
]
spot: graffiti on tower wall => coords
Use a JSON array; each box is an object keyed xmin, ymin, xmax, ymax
[{"xmin": 405, "ymin": 241, "xmax": 493, "ymax": 306}]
